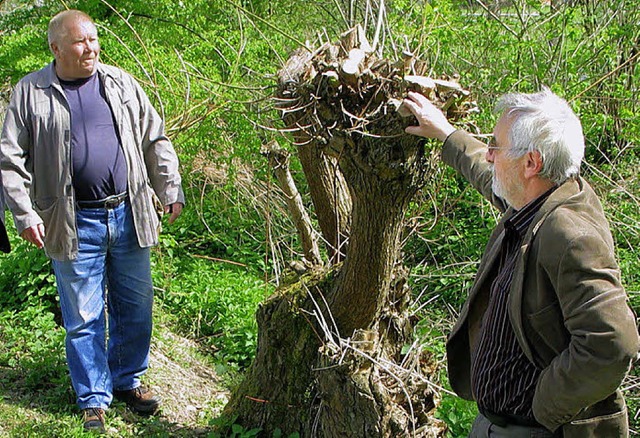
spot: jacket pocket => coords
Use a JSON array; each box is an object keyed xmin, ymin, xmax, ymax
[
  {"xmin": 33, "ymin": 197, "xmax": 66, "ymax": 255},
  {"xmin": 33, "ymin": 197, "xmax": 56, "ymax": 222},
  {"xmin": 144, "ymin": 184, "xmax": 162, "ymax": 238},
  {"xmin": 151, "ymin": 189, "xmax": 164, "ymax": 221},
  {"xmin": 562, "ymin": 408, "xmax": 628, "ymax": 438},
  {"xmin": 528, "ymin": 302, "xmax": 570, "ymax": 356}
]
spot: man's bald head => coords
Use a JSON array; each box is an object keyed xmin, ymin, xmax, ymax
[{"xmin": 48, "ymin": 9, "xmax": 95, "ymax": 49}]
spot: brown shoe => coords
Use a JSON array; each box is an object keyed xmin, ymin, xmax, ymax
[
  {"xmin": 113, "ymin": 386, "xmax": 161, "ymax": 414},
  {"xmin": 83, "ymin": 408, "xmax": 105, "ymax": 433}
]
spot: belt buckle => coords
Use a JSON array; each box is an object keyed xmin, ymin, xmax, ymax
[{"xmin": 104, "ymin": 196, "xmax": 120, "ymax": 209}]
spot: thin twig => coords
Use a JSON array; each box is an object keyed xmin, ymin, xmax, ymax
[
  {"xmin": 191, "ymin": 254, "xmax": 247, "ymax": 268},
  {"xmin": 570, "ymin": 49, "xmax": 640, "ymax": 102},
  {"xmin": 474, "ymin": 0, "xmax": 518, "ymax": 37},
  {"xmin": 223, "ymin": 0, "xmax": 311, "ymax": 50}
]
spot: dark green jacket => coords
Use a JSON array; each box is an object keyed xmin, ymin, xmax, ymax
[{"xmin": 443, "ymin": 131, "xmax": 639, "ymax": 437}]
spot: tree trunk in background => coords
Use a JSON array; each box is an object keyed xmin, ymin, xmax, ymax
[
  {"xmin": 224, "ymin": 26, "xmax": 473, "ymax": 437},
  {"xmin": 263, "ymin": 143, "xmax": 323, "ymax": 267},
  {"xmin": 297, "ymin": 144, "xmax": 351, "ymax": 263}
]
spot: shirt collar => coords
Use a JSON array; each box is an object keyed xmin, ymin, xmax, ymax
[{"xmin": 505, "ymin": 186, "xmax": 557, "ymax": 237}]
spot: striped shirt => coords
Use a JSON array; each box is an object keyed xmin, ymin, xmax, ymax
[{"xmin": 470, "ymin": 187, "xmax": 555, "ymax": 420}]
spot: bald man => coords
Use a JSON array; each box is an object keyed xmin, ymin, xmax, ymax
[{"xmin": 1, "ymin": 10, "xmax": 184, "ymax": 432}]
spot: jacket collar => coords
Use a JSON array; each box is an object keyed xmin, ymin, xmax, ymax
[
  {"xmin": 526, "ymin": 177, "xmax": 582, "ymax": 239},
  {"xmin": 35, "ymin": 62, "xmax": 58, "ymax": 89},
  {"xmin": 35, "ymin": 61, "xmax": 114, "ymax": 89},
  {"xmin": 506, "ymin": 185, "xmax": 557, "ymax": 239}
]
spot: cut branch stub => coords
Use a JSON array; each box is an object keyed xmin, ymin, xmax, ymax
[
  {"xmin": 339, "ymin": 24, "xmax": 372, "ymax": 56},
  {"xmin": 275, "ymin": 28, "xmax": 476, "ymax": 174},
  {"xmin": 404, "ymin": 75, "xmax": 436, "ymax": 96},
  {"xmin": 340, "ymin": 48, "xmax": 367, "ymax": 87}
]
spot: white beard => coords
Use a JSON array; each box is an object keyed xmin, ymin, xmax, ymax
[{"xmin": 491, "ymin": 166, "xmax": 521, "ymax": 208}]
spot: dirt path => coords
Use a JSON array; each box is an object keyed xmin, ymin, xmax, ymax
[
  {"xmin": 0, "ymin": 320, "xmax": 230, "ymax": 437},
  {"xmin": 146, "ymin": 328, "xmax": 230, "ymax": 435}
]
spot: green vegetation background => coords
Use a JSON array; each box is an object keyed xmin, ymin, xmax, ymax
[{"xmin": 0, "ymin": 0, "xmax": 638, "ymax": 436}]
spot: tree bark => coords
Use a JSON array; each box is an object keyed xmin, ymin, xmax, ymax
[
  {"xmin": 221, "ymin": 278, "xmax": 324, "ymax": 434},
  {"xmin": 297, "ymin": 144, "xmax": 351, "ymax": 263},
  {"xmin": 326, "ymin": 129, "xmax": 425, "ymax": 335}
]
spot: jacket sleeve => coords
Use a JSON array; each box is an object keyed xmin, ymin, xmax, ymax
[
  {"xmin": 441, "ymin": 130, "xmax": 508, "ymax": 213},
  {"xmin": 0, "ymin": 80, "xmax": 43, "ymax": 234},
  {"xmin": 129, "ymin": 76, "xmax": 184, "ymax": 207},
  {"xmin": 532, "ymin": 209, "xmax": 639, "ymax": 431}
]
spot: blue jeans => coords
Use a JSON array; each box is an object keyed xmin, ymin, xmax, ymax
[{"xmin": 52, "ymin": 200, "xmax": 153, "ymax": 410}]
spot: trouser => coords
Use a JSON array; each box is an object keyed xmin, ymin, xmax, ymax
[
  {"xmin": 470, "ymin": 412, "xmax": 559, "ymax": 437},
  {"xmin": 52, "ymin": 200, "xmax": 154, "ymax": 410}
]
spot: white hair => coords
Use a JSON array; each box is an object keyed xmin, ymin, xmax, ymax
[{"xmin": 495, "ymin": 87, "xmax": 584, "ymax": 185}]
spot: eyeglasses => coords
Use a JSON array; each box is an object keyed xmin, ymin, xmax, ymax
[{"xmin": 487, "ymin": 136, "xmax": 509, "ymax": 152}]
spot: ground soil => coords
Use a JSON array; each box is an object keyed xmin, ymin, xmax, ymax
[{"xmin": 144, "ymin": 328, "xmax": 230, "ymax": 435}]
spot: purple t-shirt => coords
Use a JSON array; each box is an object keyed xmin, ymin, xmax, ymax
[{"xmin": 59, "ymin": 73, "xmax": 127, "ymax": 201}]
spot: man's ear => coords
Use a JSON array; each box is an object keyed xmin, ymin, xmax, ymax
[
  {"xmin": 524, "ymin": 150, "xmax": 544, "ymax": 179},
  {"xmin": 50, "ymin": 42, "xmax": 59, "ymax": 57}
]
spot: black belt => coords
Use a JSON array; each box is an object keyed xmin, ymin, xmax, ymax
[
  {"xmin": 481, "ymin": 409, "xmax": 542, "ymax": 428},
  {"xmin": 77, "ymin": 193, "xmax": 128, "ymax": 209}
]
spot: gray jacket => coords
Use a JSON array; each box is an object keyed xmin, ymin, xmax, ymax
[
  {"xmin": 0, "ymin": 62, "xmax": 184, "ymax": 260},
  {"xmin": 443, "ymin": 130, "xmax": 638, "ymax": 437}
]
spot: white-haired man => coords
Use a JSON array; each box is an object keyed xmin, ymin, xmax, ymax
[
  {"xmin": 1, "ymin": 9, "xmax": 184, "ymax": 432},
  {"xmin": 403, "ymin": 89, "xmax": 638, "ymax": 437}
]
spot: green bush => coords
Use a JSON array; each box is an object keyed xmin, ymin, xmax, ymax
[
  {"xmin": 0, "ymin": 303, "xmax": 71, "ymax": 407},
  {"xmin": 153, "ymin": 240, "xmax": 270, "ymax": 368},
  {"xmin": 0, "ymin": 232, "xmax": 58, "ymax": 313}
]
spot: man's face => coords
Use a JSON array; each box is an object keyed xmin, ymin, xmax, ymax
[
  {"xmin": 487, "ymin": 113, "xmax": 526, "ymax": 208},
  {"xmin": 51, "ymin": 17, "xmax": 100, "ymax": 80}
]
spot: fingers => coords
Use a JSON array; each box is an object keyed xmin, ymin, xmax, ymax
[
  {"xmin": 401, "ymin": 98, "xmax": 421, "ymax": 118},
  {"xmin": 165, "ymin": 203, "xmax": 183, "ymax": 224},
  {"xmin": 20, "ymin": 223, "xmax": 45, "ymax": 249},
  {"xmin": 402, "ymin": 92, "xmax": 438, "ymax": 122},
  {"xmin": 402, "ymin": 91, "xmax": 456, "ymax": 141},
  {"xmin": 404, "ymin": 125, "xmax": 424, "ymax": 136},
  {"xmin": 406, "ymin": 91, "xmax": 431, "ymax": 106}
]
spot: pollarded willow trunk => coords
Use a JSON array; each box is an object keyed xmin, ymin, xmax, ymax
[
  {"xmin": 223, "ymin": 25, "xmax": 473, "ymax": 437},
  {"xmin": 297, "ymin": 144, "xmax": 351, "ymax": 263},
  {"xmin": 327, "ymin": 128, "xmax": 425, "ymax": 335}
]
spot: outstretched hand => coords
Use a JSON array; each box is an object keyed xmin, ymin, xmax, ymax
[{"xmin": 402, "ymin": 91, "xmax": 456, "ymax": 142}]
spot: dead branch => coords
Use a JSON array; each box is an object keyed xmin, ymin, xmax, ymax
[{"xmin": 262, "ymin": 141, "xmax": 324, "ymax": 269}]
